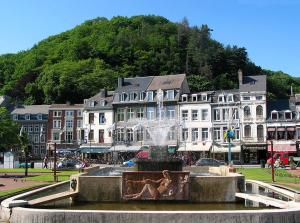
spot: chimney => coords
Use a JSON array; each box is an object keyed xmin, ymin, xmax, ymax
[
  {"xmin": 66, "ymin": 101, "xmax": 71, "ymax": 106},
  {"xmin": 238, "ymin": 69, "xmax": 243, "ymax": 85},
  {"xmin": 100, "ymin": 89, "xmax": 107, "ymax": 97},
  {"xmin": 118, "ymin": 77, "xmax": 124, "ymax": 87}
]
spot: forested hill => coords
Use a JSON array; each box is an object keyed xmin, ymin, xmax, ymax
[{"xmin": 0, "ymin": 15, "xmax": 299, "ymax": 105}]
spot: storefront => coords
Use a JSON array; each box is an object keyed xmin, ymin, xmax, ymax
[
  {"xmin": 78, "ymin": 146, "xmax": 111, "ymax": 163},
  {"xmin": 109, "ymin": 145, "xmax": 141, "ymax": 164},
  {"xmin": 178, "ymin": 142, "xmax": 212, "ymax": 164},
  {"xmin": 210, "ymin": 144, "xmax": 241, "ymax": 163},
  {"xmin": 242, "ymin": 145, "xmax": 267, "ymax": 164}
]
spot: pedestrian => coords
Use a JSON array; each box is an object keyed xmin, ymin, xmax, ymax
[{"xmin": 43, "ymin": 155, "xmax": 48, "ymax": 169}]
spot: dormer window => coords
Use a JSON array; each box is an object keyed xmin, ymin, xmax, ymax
[
  {"xmin": 166, "ymin": 90, "xmax": 174, "ymax": 100},
  {"xmin": 13, "ymin": 114, "xmax": 18, "ymax": 120},
  {"xmin": 100, "ymin": 100, "xmax": 106, "ymax": 106},
  {"xmin": 129, "ymin": 92, "xmax": 136, "ymax": 101},
  {"xmin": 89, "ymin": 101, "xmax": 95, "ymax": 107},
  {"xmin": 285, "ymin": 111, "xmax": 292, "ymax": 120},
  {"xmin": 120, "ymin": 93, "xmax": 126, "ymax": 102},
  {"xmin": 201, "ymin": 94, "xmax": 207, "ymax": 101},
  {"xmin": 25, "ymin": 114, "xmax": 30, "ymax": 120},
  {"xmin": 147, "ymin": 91, "xmax": 153, "ymax": 101},
  {"xmin": 271, "ymin": 111, "xmax": 278, "ymax": 120},
  {"xmin": 243, "ymin": 96, "xmax": 250, "ymax": 101},
  {"xmin": 138, "ymin": 92, "xmax": 144, "ymax": 101},
  {"xmin": 192, "ymin": 94, "xmax": 197, "ymax": 102},
  {"xmin": 37, "ymin": 114, "xmax": 42, "ymax": 120},
  {"xmin": 218, "ymin": 95, "xmax": 224, "ymax": 103},
  {"xmin": 227, "ymin": 94, "xmax": 233, "ymax": 102},
  {"xmin": 182, "ymin": 94, "xmax": 188, "ymax": 102}
]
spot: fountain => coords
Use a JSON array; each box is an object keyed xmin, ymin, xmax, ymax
[{"xmin": 2, "ymin": 90, "xmax": 300, "ymax": 223}]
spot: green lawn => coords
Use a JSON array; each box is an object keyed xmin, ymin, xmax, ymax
[
  {"xmin": 0, "ymin": 168, "xmax": 53, "ymax": 173},
  {"xmin": 237, "ymin": 168, "xmax": 300, "ymax": 191}
]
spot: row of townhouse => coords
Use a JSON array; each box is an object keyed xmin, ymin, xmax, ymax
[{"xmin": 8, "ymin": 71, "xmax": 299, "ymax": 164}]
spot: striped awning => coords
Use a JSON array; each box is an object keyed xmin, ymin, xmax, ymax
[
  {"xmin": 211, "ymin": 144, "xmax": 241, "ymax": 153},
  {"xmin": 78, "ymin": 146, "xmax": 110, "ymax": 154},
  {"xmin": 178, "ymin": 142, "xmax": 212, "ymax": 152},
  {"xmin": 109, "ymin": 145, "xmax": 141, "ymax": 152}
]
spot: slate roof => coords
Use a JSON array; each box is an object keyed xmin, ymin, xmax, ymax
[
  {"xmin": 11, "ymin": 105, "xmax": 50, "ymax": 115},
  {"xmin": 147, "ymin": 74, "xmax": 186, "ymax": 91},
  {"xmin": 115, "ymin": 76, "xmax": 153, "ymax": 93},
  {"xmin": 49, "ymin": 104, "xmax": 83, "ymax": 109},
  {"xmin": 267, "ymin": 100, "xmax": 290, "ymax": 114},
  {"xmin": 84, "ymin": 90, "xmax": 114, "ymax": 109},
  {"xmin": 239, "ymin": 75, "xmax": 266, "ymax": 92}
]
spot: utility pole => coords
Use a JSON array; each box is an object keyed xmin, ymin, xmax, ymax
[{"xmin": 53, "ymin": 142, "xmax": 57, "ymax": 182}]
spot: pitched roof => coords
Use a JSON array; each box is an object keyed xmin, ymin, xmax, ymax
[
  {"xmin": 49, "ymin": 104, "xmax": 83, "ymax": 109},
  {"xmin": 147, "ymin": 74, "xmax": 186, "ymax": 91},
  {"xmin": 267, "ymin": 99, "xmax": 290, "ymax": 114},
  {"xmin": 239, "ymin": 75, "xmax": 266, "ymax": 92},
  {"xmin": 115, "ymin": 76, "xmax": 153, "ymax": 93},
  {"xmin": 11, "ymin": 105, "xmax": 50, "ymax": 114}
]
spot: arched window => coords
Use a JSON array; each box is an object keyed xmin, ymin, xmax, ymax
[
  {"xmin": 244, "ymin": 125, "xmax": 251, "ymax": 138},
  {"xmin": 257, "ymin": 125, "xmax": 264, "ymax": 140},
  {"xmin": 244, "ymin": 106, "xmax": 251, "ymax": 118},
  {"xmin": 256, "ymin": 105, "xmax": 263, "ymax": 117}
]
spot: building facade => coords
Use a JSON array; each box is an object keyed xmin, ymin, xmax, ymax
[{"xmin": 11, "ymin": 105, "xmax": 50, "ymax": 159}]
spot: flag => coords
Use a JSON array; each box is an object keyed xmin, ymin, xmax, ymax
[{"xmin": 19, "ymin": 125, "xmax": 24, "ymax": 136}]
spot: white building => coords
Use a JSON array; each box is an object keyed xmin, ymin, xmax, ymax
[{"xmin": 178, "ymin": 92, "xmax": 213, "ymax": 160}]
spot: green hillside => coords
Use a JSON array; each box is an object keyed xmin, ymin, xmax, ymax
[{"xmin": 0, "ymin": 15, "xmax": 299, "ymax": 104}]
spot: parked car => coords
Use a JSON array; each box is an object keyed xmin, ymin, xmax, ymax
[
  {"xmin": 57, "ymin": 159, "xmax": 83, "ymax": 169},
  {"xmin": 195, "ymin": 158, "xmax": 225, "ymax": 167},
  {"xmin": 122, "ymin": 158, "xmax": 137, "ymax": 167},
  {"xmin": 18, "ymin": 162, "xmax": 31, "ymax": 168}
]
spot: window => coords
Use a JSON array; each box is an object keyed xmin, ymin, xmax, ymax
[
  {"xmin": 100, "ymin": 100, "xmax": 106, "ymax": 106},
  {"xmin": 223, "ymin": 127, "xmax": 227, "ymax": 141},
  {"xmin": 28, "ymin": 125, "xmax": 33, "ymax": 132},
  {"xmin": 168, "ymin": 127, "xmax": 176, "ymax": 140},
  {"xmin": 297, "ymin": 128, "xmax": 300, "ymax": 140},
  {"xmin": 222, "ymin": 109, "xmax": 229, "ymax": 121},
  {"xmin": 53, "ymin": 132, "xmax": 60, "ymax": 141},
  {"xmin": 213, "ymin": 128, "xmax": 221, "ymax": 140},
  {"xmin": 137, "ymin": 108, "xmax": 144, "ymax": 119},
  {"xmin": 244, "ymin": 106, "xmax": 251, "ymax": 118},
  {"xmin": 232, "ymin": 108, "xmax": 239, "ymax": 119},
  {"xmin": 40, "ymin": 134, "xmax": 45, "ymax": 143},
  {"xmin": 53, "ymin": 111, "xmax": 62, "ymax": 117},
  {"xmin": 181, "ymin": 110, "xmax": 188, "ymax": 121},
  {"xmin": 13, "ymin": 114, "xmax": 18, "ymax": 120},
  {"xmin": 89, "ymin": 113, "xmax": 94, "ymax": 124},
  {"xmin": 37, "ymin": 114, "xmax": 42, "ymax": 120},
  {"xmin": 166, "ymin": 106, "xmax": 175, "ymax": 119},
  {"xmin": 129, "ymin": 92, "xmax": 136, "ymax": 101},
  {"xmin": 117, "ymin": 128, "xmax": 124, "ymax": 141},
  {"xmin": 127, "ymin": 129, "xmax": 134, "ymax": 142},
  {"xmin": 120, "ymin": 93, "xmax": 126, "ymax": 102},
  {"xmin": 227, "ymin": 94, "xmax": 233, "ymax": 102},
  {"xmin": 243, "ymin": 96, "xmax": 250, "ymax": 100},
  {"xmin": 23, "ymin": 125, "xmax": 28, "ymax": 132},
  {"xmin": 147, "ymin": 107, "xmax": 155, "ymax": 120},
  {"xmin": 138, "ymin": 92, "xmax": 144, "ymax": 101},
  {"xmin": 34, "ymin": 145, "xmax": 39, "ymax": 155},
  {"xmin": 256, "ymin": 105, "xmax": 263, "ymax": 117},
  {"xmin": 99, "ymin": 113, "xmax": 106, "ymax": 124},
  {"xmin": 166, "ymin": 90, "xmax": 175, "ymax": 100},
  {"xmin": 66, "ymin": 120, "xmax": 73, "ymax": 129},
  {"xmin": 117, "ymin": 108, "xmax": 125, "ymax": 121},
  {"xmin": 201, "ymin": 94, "xmax": 207, "ymax": 101},
  {"xmin": 257, "ymin": 125, "xmax": 264, "ymax": 140},
  {"xmin": 277, "ymin": 128, "xmax": 285, "ymax": 140},
  {"xmin": 34, "ymin": 125, "xmax": 39, "ymax": 132},
  {"xmin": 137, "ymin": 127, "xmax": 143, "ymax": 141},
  {"xmin": 65, "ymin": 110, "xmax": 74, "ymax": 117},
  {"xmin": 25, "ymin": 114, "xmax": 30, "ymax": 120},
  {"xmin": 285, "ymin": 112, "xmax": 292, "ymax": 120},
  {"xmin": 41, "ymin": 124, "xmax": 46, "ymax": 132},
  {"xmin": 218, "ymin": 95, "xmax": 224, "ymax": 102},
  {"xmin": 267, "ymin": 128, "xmax": 276, "ymax": 140},
  {"xmin": 146, "ymin": 91, "xmax": 153, "ymax": 101},
  {"xmin": 271, "ymin": 111, "xmax": 278, "ymax": 120},
  {"xmin": 40, "ymin": 145, "xmax": 46, "ymax": 155},
  {"xmin": 192, "ymin": 110, "xmax": 199, "ymax": 121},
  {"xmin": 234, "ymin": 129, "xmax": 240, "ymax": 140},
  {"xmin": 182, "ymin": 94, "xmax": 188, "ymax": 102},
  {"xmin": 192, "ymin": 128, "xmax": 199, "ymax": 142},
  {"xmin": 89, "ymin": 101, "xmax": 95, "ymax": 107},
  {"xmin": 66, "ymin": 131, "xmax": 73, "ymax": 143},
  {"xmin": 256, "ymin": 96, "xmax": 263, "ymax": 100},
  {"xmin": 201, "ymin": 109, "xmax": 208, "ymax": 121},
  {"xmin": 202, "ymin": 128, "xmax": 208, "ymax": 141},
  {"xmin": 77, "ymin": 110, "xmax": 82, "ymax": 117},
  {"xmin": 192, "ymin": 94, "xmax": 197, "ymax": 102},
  {"xmin": 88, "ymin": 130, "xmax": 94, "ymax": 141},
  {"xmin": 77, "ymin": 120, "xmax": 83, "ymax": 128},
  {"xmin": 244, "ymin": 125, "xmax": 251, "ymax": 138},
  {"xmin": 127, "ymin": 108, "xmax": 134, "ymax": 120},
  {"xmin": 182, "ymin": 128, "xmax": 188, "ymax": 141},
  {"xmin": 34, "ymin": 134, "xmax": 39, "ymax": 143},
  {"xmin": 213, "ymin": 109, "xmax": 220, "ymax": 121},
  {"xmin": 53, "ymin": 120, "xmax": 61, "ymax": 129}
]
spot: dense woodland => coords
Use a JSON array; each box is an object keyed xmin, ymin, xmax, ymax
[{"xmin": 0, "ymin": 15, "xmax": 299, "ymax": 105}]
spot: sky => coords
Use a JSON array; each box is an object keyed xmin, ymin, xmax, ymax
[{"xmin": 0, "ymin": 0, "xmax": 300, "ymax": 76}]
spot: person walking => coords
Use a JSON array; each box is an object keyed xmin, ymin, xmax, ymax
[{"xmin": 43, "ymin": 155, "xmax": 48, "ymax": 169}]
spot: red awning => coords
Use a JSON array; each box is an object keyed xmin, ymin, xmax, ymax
[
  {"xmin": 267, "ymin": 127, "xmax": 276, "ymax": 131},
  {"xmin": 267, "ymin": 144, "xmax": 296, "ymax": 152},
  {"xmin": 136, "ymin": 150, "xmax": 149, "ymax": 158}
]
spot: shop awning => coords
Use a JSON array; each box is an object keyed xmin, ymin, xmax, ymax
[
  {"xmin": 211, "ymin": 144, "xmax": 241, "ymax": 153},
  {"xmin": 267, "ymin": 143, "xmax": 296, "ymax": 152},
  {"xmin": 79, "ymin": 146, "xmax": 110, "ymax": 154},
  {"xmin": 109, "ymin": 145, "xmax": 141, "ymax": 152},
  {"xmin": 178, "ymin": 142, "xmax": 212, "ymax": 152}
]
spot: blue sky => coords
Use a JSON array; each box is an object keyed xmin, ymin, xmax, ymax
[{"xmin": 0, "ymin": 0, "xmax": 300, "ymax": 76}]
